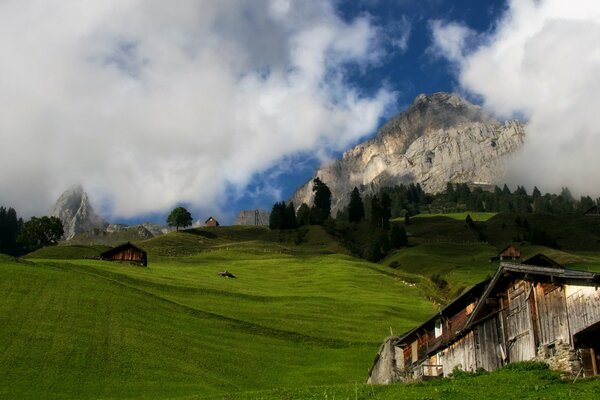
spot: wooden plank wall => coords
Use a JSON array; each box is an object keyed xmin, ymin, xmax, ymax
[
  {"xmin": 438, "ymin": 332, "xmax": 477, "ymax": 376},
  {"xmin": 110, "ymin": 248, "xmax": 143, "ymax": 262},
  {"xmin": 534, "ymin": 283, "xmax": 570, "ymax": 345},
  {"xmin": 566, "ymin": 284, "xmax": 600, "ymax": 335},
  {"xmin": 505, "ymin": 281, "xmax": 537, "ymax": 362},
  {"xmin": 475, "ymin": 317, "xmax": 503, "ymax": 371}
]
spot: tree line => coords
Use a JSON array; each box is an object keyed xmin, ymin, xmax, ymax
[{"xmin": 0, "ymin": 206, "xmax": 64, "ymax": 256}]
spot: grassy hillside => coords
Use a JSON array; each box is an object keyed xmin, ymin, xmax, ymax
[
  {"xmin": 3, "ymin": 223, "xmax": 600, "ymax": 398},
  {"xmin": 0, "ymin": 227, "xmax": 436, "ymax": 398}
]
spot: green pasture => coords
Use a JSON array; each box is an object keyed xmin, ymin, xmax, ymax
[{"xmin": 3, "ymin": 224, "xmax": 600, "ymax": 398}]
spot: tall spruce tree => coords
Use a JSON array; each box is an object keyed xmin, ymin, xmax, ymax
[
  {"xmin": 311, "ymin": 178, "xmax": 331, "ymax": 225},
  {"xmin": 348, "ymin": 187, "xmax": 365, "ymax": 223}
]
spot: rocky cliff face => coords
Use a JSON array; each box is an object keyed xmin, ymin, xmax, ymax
[
  {"xmin": 290, "ymin": 93, "xmax": 526, "ymax": 213},
  {"xmin": 49, "ymin": 185, "xmax": 108, "ymax": 240}
]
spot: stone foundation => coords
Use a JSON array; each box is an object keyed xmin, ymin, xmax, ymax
[{"xmin": 535, "ymin": 340, "xmax": 582, "ymax": 376}]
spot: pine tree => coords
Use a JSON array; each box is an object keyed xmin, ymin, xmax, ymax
[
  {"xmin": 380, "ymin": 192, "xmax": 392, "ymax": 230},
  {"xmin": 296, "ymin": 203, "xmax": 310, "ymax": 226},
  {"xmin": 284, "ymin": 202, "xmax": 298, "ymax": 229},
  {"xmin": 390, "ymin": 224, "xmax": 408, "ymax": 248},
  {"xmin": 311, "ymin": 178, "xmax": 331, "ymax": 225},
  {"xmin": 348, "ymin": 187, "xmax": 365, "ymax": 224}
]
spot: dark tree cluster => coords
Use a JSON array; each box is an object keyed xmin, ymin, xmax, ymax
[
  {"xmin": 0, "ymin": 205, "xmax": 65, "ymax": 256},
  {"xmin": 18, "ymin": 216, "xmax": 64, "ymax": 252},
  {"xmin": 0, "ymin": 207, "xmax": 22, "ymax": 255},
  {"xmin": 429, "ymin": 183, "xmax": 594, "ymax": 215},
  {"xmin": 269, "ymin": 178, "xmax": 332, "ymax": 231},
  {"xmin": 269, "ymin": 202, "xmax": 297, "ymax": 230}
]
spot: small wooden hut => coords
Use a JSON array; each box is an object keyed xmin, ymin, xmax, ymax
[
  {"xmin": 100, "ymin": 242, "xmax": 147, "ymax": 266},
  {"xmin": 489, "ymin": 244, "xmax": 521, "ymax": 262},
  {"xmin": 584, "ymin": 206, "xmax": 600, "ymax": 216},
  {"xmin": 205, "ymin": 217, "xmax": 220, "ymax": 227}
]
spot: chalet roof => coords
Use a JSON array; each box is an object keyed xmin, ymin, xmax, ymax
[
  {"xmin": 522, "ymin": 253, "xmax": 562, "ymax": 268},
  {"xmin": 393, "ymin": 279, "xmax": 490, "ymax": 346},
  {"xmin": 100, "ymin": 242, "xmax": 147, "ymax": 258},
  {"xmin": 464, "ymin": 260, "xmax": 600, "ymax": 331},
  {"xmin": 205, "ymin": 216, "xmax": 218, "ymax": 223},
  {"xmin": 584, "ymin": 205, "xmax": 600, "ymax": 215},
  {"xmin": 498, "ymin": 244, "xmax": 521, "ymax": 255}
]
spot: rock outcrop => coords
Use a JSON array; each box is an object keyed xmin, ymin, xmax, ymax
[
  {"xmin": 290, "ymin": 93, "xmax": 525, "ymax": 213},
  {"xmin": 50, "ymin": 185, "xmax": 108, "ymax": 240}
]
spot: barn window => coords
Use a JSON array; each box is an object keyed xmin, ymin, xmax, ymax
[{"xmin": 435, "ymin": 319, "xmax": 443, "ymax": 338}]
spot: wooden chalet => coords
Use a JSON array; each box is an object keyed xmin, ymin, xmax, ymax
[
  {"xmin": 205, "ymin": 217, "xmax": 220, "ymax": 227},
  {"xmin": 584, "ymin": 206, "xmax": 600, "ymax": 216},
  {"xmin": 368, "ymin": 255, "xmax": 600, "ymax": 384},
  {"xmin": 489, "ymin": 244, "xmax": 521, "ymax": 262},
  {"xmin": 100, "ymin": 242, "xmax": 147, "ymax": 266}
]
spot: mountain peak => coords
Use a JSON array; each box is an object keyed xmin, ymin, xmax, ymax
[
  {"xmin": 50, "ymin": 186, "xmax": 108, "ymax": 240},
  {"xmin": 290, "ymin": 92, "xmax": 525, "ymax": 212}
]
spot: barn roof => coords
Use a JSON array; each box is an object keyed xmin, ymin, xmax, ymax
[
  {"xmin": 100, "ymin": 242, "xmax": 147, "ymax": 258},
  {"xmin": 522, "ymin": 253, "xmax": 562, "ymax": 268},
  {"xmin": 464, "ymin": 259, "xmax": 600, "ymax": 331},
  {"xmin": 584, "ymin": 205, "xmax": 600, "ymax": 215},
  {"xmin": 392, "ymin": 279, "xmax": 490, "ymax": 346},
  {"xmin": 498, "ymin": 244, "xmax": 521, "ymax": 255}
]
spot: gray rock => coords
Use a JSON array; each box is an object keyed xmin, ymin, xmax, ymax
[
  {"xmin": 290, "ymin": 92, "xmax": 525, "ymax": 212},
  {"xmin": 50, "ymin": 185, "xmax": 108, "ymax": 240}
]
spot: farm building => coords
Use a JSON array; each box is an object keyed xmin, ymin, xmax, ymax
[
  {"xmin": 368, "ymin": 254, "xmax": 600, "ymax": 384},
  {"xmin": 584, "ymin": 206, "xmax": 600, "ymax": 216},
  {"xmin": 489, "ymin": 244, "xmax": 522, "ymax": 262},
  {"xmin": 205, "ymin": 217, "xmax": 220, "ymax": 227},
  {"xmin": 100, "ymin": 242, "xmax": 147, "ymax": 266}
]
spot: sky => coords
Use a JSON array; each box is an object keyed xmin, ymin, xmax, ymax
[{"xmin": 0, "ymin": 0, "xmax": 599, "ymax": 225}]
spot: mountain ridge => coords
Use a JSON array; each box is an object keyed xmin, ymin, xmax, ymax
[{"xmin": 290, "ymin": 92, "xmax": 526, "ymax": 212}]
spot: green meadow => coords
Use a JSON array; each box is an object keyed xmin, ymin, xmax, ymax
[{"xmin": 1, "ymin": 223, "xmax": 599, "ymax": 398}]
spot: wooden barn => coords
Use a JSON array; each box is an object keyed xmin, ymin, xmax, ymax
[
  {"xmin": 100, "ymin": 242, "xmax": 148, "ymax": 266},
  {"xmin": 205, "ymin": 217, "xmax": 220, "ymax": 227},
  {"xmin": 368, "ymin": 254, "xmax": 600, "ymax": 384},
  {"xmin": 584, "ymin": 206, "xmax": 600, "ymax": 216},
  {"xmin": 489, "ymin": 244, "xmax": 522, "ymax": 262}
]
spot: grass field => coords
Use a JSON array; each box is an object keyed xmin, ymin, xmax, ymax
[
  {"xmin": 408, "ymin": 211, "xmax": 498, "ymax": 222},
  {"xmin": 2, "ymin": 225, "xmax": 600, "ymax": 398}
]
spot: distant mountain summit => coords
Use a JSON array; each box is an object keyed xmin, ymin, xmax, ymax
[
  {"xmin": 290, "ymin": 92, "xmax": 526, "ymax": 213},
  {"xmin": 49, "ymin": 185, "xmax": 108, "ymax": 240}
]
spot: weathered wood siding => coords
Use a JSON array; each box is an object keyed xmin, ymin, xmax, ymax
[
  {"xmin": 475, "ymin": 317, "xmax": 504, "ymax": 371},
  {"xmin": 505, "ymin": 280, "xmax": 536, "ymax": 362},
  {"xmin": 534, "ymin": 283, "xmax": 570, "ymax": 345},
  {"xmin": 565, "ymin": 284, "xmax": 600, "ymax": 336},
  {"xmin": 438, "ymin": 332, "xmax": 477, "ymax": 375},
  {"xmin": 107, "ymin": 248, "xmax": 144, "ymax": 262}
]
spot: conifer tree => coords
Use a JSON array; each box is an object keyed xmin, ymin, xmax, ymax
[{"xmin": 348, "ymin": 187, "xmax": 365, "ymax": 224}]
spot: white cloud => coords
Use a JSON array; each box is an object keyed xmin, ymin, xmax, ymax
[
  {"xmin": 0, "ymin": 0, "xmax": 394, "ymax": 218},
  {"xmin": 429, "ymin": 20, "xmax": 477, "ymax": 63},
  {"xmin": 430, "ymin": 0, "xmax": 600, "ymax": 195}
]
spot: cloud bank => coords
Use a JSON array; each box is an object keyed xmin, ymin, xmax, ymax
[
  {"xmin": 0, "ymin": 0, "xmax": 394, "ymax": 218},
  {"xmin": 431, "ymin": 0, "xmax": 600, "ymax": 195}
]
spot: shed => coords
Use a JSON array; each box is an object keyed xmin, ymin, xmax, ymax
[
  {"xmin": 205, "ymin": 217, "xmax": 220, "ymax": 227},
  {"xmin": 584, "ymin": 206, "xmax": 600, "ymax": 216},
  {"xmin": 489, "ymin": 244, "xmax": 521, "ymax": 262},
  {"xmin": 100, "ymin": 242, "xmax": 147, "ymax": 266}
]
